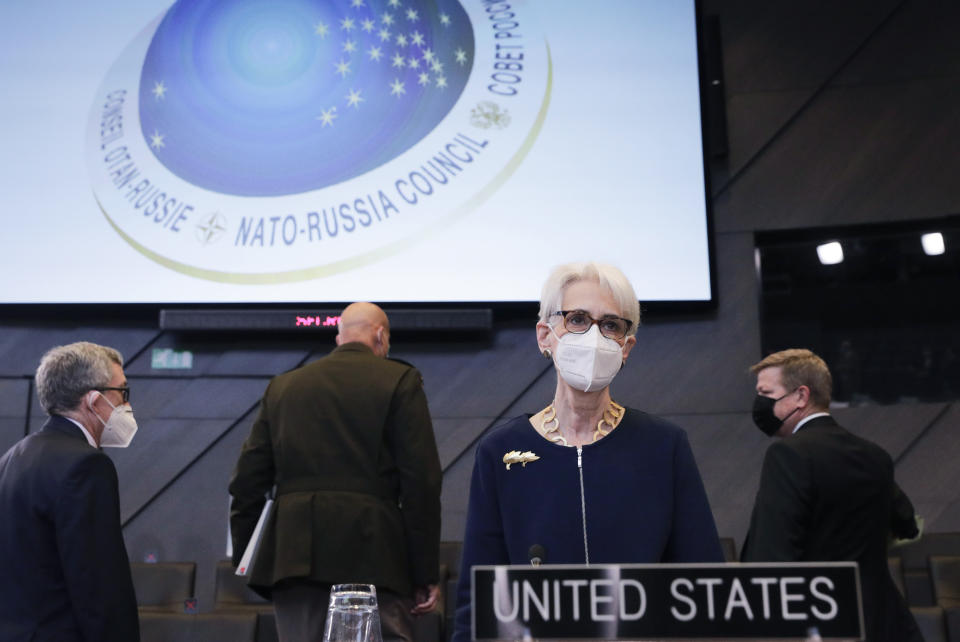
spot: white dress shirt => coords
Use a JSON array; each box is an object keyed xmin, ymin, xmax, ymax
[
  {"xmin": 63, "ymin": 416, "xmax": 98, "ymax": 448},
  {"xmin": 793, "ymin": 412, "xmax": 830, "ymax": 434}
]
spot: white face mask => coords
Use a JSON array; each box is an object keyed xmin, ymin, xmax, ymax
[
  {"xmin": 551, "ymin": 324, "xmax": 624, "ymax": 392},
  {"xmin": 91, "ymin": 392, "xmax": 139, "ymax": 448}
]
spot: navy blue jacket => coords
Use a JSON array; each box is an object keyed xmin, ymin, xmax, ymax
[{"xmin": 452, "ymin": 409, "xmax": 723, "ymax": 641}]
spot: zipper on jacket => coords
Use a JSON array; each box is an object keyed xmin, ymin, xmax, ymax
[{"xmin": 577, "ymin": 445, "xmax": 589, "ymax": 565}]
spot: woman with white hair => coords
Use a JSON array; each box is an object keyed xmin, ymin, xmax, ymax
[{"xmin": 451, "ymin": 262, "xmax": 723, "ymax": 641}]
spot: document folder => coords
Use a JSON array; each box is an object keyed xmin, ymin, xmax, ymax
[{"xmin": 235, "ymin": 497, "xmax": 274, "ymax": 577}]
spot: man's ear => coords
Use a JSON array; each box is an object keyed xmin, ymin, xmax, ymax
[{"xmin": 796, "ymin": 385, "xmax": 812, "ymax": 407}]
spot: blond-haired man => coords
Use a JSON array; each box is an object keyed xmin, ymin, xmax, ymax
[{"xmin": 742, "ymin": 348, "xmax": 920, "ymax": 642}]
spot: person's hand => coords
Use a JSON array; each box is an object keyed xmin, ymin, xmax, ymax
[{"xmin": 410, "ymin": 583, "xmax": 440, "ymax": 614}]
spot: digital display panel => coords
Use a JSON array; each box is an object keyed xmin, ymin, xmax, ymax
[{"xmin": 0, "ymin": 0, "xmax": 712, "ymax": 304}]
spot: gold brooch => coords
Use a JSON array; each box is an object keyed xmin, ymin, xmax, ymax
[{"xmin": 503, "ymin": 450, "xmax": 540, "ymax": 470}]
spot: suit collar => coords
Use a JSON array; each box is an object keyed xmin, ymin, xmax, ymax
[
  {"xmin": 42, "ymin": 415, "xmax": 95, "ymax": 444},
  {"xmin": 794, "ymin": 413, "xmax": 838, "ymax": 433}
]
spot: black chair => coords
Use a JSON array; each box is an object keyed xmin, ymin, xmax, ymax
[
  {"xmin": 439, "ymin": 540, "xmax": 463, "ymax": 641},
  {"xmin": 213, "ymin": 559, "xmax": 270, "ymax": 609},
  {"xmin": 945, "ymin": 607, "xmax": 960, "ymax": 642},
  {"xmin": 929, "ymin": 555, "xmax": 960, "ymax": 642},
  {"xmin": 139, "ymin": 611, "xmax": 257, "ymax": 642},
  {"xmin": 893, "ymin": 532, "xmax": 960, "ymax": 606},
  {"xmin": 911, "ymin": 606, "xmax": 948, "ymax": 642},
  {"xmin": 131, "ymin": 561, "xmax": 197, "ymax": 612},
  {"xmin": 213, "ymin": 560, "xmax": 278, "ymax": 642},
  {"xmin": 931, "ymin": 555, "xmax": 960, "ymax": 608}
]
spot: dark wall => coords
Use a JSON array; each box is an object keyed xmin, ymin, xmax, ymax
[{"xmin": 2, "ymin": 0, "xmax": 960, "ymax": 611}]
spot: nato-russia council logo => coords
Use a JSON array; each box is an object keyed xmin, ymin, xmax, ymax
[{"xmin": 87, "ymin": 0, "xmax": 549, "ymax": 283}]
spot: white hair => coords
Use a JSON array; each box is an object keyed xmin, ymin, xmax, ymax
[{"xmin": 537, "ymin": 262, "xmax": 640, "ymax": 335}]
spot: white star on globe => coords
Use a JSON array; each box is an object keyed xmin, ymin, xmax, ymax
[
  {"xmin": 316, "ymin": 107, "xmax": 338, "ymax": 127},
  {"xmin": 346, "ymin": 89, "xmax": 364, "ymax": 108}
]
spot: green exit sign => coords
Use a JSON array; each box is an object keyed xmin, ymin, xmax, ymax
[{"xmin": 151, "ymin": 348, "xmax": 194, "ymax": 370}]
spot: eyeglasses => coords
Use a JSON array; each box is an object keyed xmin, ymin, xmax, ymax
[
  {"xmin": 553, "ymin": 310, "xmax": 633, "ymax": 340},
  {"xmin": 95, "ymin": 386, "xmax": 130, "ymax": 404}
]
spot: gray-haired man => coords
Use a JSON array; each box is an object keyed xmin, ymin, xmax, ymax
[{"xmin": 0, "ymin": 341, "xmax": 140, "ymax": 642}]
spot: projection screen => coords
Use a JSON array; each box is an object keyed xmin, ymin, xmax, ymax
[{"xmin": 0, "ymin": 0, "xmax": 713, "ymax": 305}]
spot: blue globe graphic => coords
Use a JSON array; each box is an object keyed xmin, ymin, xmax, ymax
[{"xmin": 139, "ymin": 0, "xmax": 474, "ymax": 196}]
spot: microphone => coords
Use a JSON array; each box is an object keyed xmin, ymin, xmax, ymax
[{"xmin": 528, "ymin": 544, "xmax": 546, "ymax": 567}]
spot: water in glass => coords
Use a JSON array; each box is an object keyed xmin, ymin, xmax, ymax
[{"xmin": 322, "ymin": 583, "xmax": 384, "ymax": 642}]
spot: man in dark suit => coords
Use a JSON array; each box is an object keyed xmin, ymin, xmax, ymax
[
  {"xmin": 742, "ymin": 348, "xmax": 921, "ymax": 642},
  {"xmin": 229, "ymin": 302, "xmax": 442, "ymax": 642},
  {"xmin": 0, "ymin": 341, "xmax": 140, "ymax": 642}
]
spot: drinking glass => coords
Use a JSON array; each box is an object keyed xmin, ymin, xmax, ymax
[{"xmin": 322, "ymin": 583, "xmax": 384, "ymax": 642}]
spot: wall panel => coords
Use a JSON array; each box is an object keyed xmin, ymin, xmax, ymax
[
  {"xmin": 123, "ymin": 414, "xmax": 256, "ymax": 613},
  {"xmin": 0, "ymin": 379, "xmax": 28, "ymax": 453},
  {"xmin": 716, "ymin": 78, "xmax": 960, "ymax": 233},
  {"xmin": 893, "ymin": 403, "xmax": 960, "ymax": 531},
  {"xmin": 124, "ymin": 334, "xmax": 314, "ymax": 378},
  {"xmin": 0, "ymin": 325, "xmax": 158, "ymax": 376}
]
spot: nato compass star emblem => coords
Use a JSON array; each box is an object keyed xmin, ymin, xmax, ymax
[{"xmin": 196, "ymin": 212, "xmax": 227, "ymax": 245}]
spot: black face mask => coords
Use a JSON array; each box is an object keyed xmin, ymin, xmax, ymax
[{"xmin": 752, "ymin": 390, "xmax": 798, "ymax": 437}]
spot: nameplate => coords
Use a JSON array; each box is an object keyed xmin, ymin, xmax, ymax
[{"xmin": 471, "ymin": 563, "xmax": 863, "ymax": 640}]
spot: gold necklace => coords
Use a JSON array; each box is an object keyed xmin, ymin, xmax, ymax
[{"xmin": 540, "ymin": 401, "xmax": 625, "ymax": 446}]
